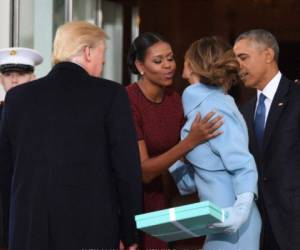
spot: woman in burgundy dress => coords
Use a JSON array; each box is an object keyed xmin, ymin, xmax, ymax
[{"xmin": 126, "ymin": 32, "xmax": 222, "ymax": 249}]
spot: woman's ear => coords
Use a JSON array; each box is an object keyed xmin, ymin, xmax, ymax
[
  {"xmin": 182, "ymin": 60, "xmax": 193, "ymax": 82},
  {"xmin": 135, "ymin": 60, "xmax": 145, "ymax": 75}
]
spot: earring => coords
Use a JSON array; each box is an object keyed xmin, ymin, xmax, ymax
[{"xmin": 140, "ymin": 71, "xmax": 144, "ymax": 76}]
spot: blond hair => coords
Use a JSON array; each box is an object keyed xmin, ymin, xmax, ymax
[
  {"xmin": 185, "ymin": 36, "xmax": 240, "ymax": 92},
  {"xmin": 52, "ymin": 21, "xmax": 108, "ymax": 64}
]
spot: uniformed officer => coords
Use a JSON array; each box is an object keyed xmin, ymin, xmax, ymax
[
  {"xmin": 0, "ymin": 47, "xmax": 43, "ymax": 93},
  {"xmin": 0, "ymin": 47, "xmax": 42, "ymax": 249}
]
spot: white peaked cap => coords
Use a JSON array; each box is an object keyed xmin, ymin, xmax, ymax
[{"xmin": 0, "ymin": 47, "xmax": 43, "ymax": 67}]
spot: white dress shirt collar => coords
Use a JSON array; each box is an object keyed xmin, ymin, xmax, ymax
[
  {"xmin": 255, "ymin": 71, "xmax": 282, "ymax": 122},
  {"xmin": 257, "ymin": 71, "xmax": 282, "ymax": 102}
]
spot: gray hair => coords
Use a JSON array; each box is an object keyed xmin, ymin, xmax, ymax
[{"xmin": 235, "ymin": 29, "xmax": 279, "ymax": 62}]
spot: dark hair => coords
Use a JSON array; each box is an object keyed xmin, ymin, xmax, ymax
[
  {"xmin": 127, "ymin": 32, "xmax": 169, "ymax": 75},
  {"xmin": 235, "ymin": 29, "xmax": 279, "ymax": 62},
  {"xmin": 185, "ymin": 36, "xmax": 240, "ymax": 92}
]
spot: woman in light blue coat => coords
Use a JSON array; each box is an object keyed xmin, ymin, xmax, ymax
[{"xmin": 169, "ymin": 36, "xmax": 261, "ymax": 250}]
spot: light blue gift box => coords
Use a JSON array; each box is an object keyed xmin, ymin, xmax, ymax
[{"xmin": 135, "ymin": 200, "xmax": 224, "ymax": 242}]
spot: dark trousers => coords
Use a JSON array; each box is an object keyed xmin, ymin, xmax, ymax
[
  {"xmin": 262, "ymin": 222, "xmax": 280, "ymax": 250},
  {"xmin": 260, "ymin": 209, "xmax": 281, "ymax": 250}
]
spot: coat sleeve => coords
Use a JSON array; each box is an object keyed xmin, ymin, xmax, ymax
[
  {"xmin": 206, "ymin": 102, "xmax": 258, "ymax": 197},
  {"xmin": 0, "ymin": 104, "xmax": 13, "ymax": 246},
  {"xmin": 106, "ymin": 86, "xmax": 142, "ymax": 247},
  {"xmin": 169, "ymin": 160, "xmax": 197, "ymax": 195}
]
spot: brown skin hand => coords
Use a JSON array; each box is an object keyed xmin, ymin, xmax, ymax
[{"xmin": 139, "ymin": 111, "xmax": 223, "ymax": 183}]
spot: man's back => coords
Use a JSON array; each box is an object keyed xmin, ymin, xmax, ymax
[{"xmin": 0, "ymin": 62, "xmax": 142, "ymax": 250}]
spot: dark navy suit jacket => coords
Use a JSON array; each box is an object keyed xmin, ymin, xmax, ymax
[{"xmin": 241, "ymin": 75, "xmax": 300, "ymax": 250}]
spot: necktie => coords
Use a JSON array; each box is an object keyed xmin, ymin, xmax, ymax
[{"xmin": 254, "ymin": 93, "xmax": 266, "ymax": 148}]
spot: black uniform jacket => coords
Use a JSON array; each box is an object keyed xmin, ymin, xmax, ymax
[{"xmin": 0, "ymin": 101, "xmax": 8, "ymax": 248}]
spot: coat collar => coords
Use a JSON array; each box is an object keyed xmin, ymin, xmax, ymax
[
  {"xmin": 182, "ymin": 82, "xmax": 223, "ymax": 117},
  {"xmin": 51, "ymin": 62, "xmax": 89, "ymax": 76},
  {"xmin": 263, "ymin": 75, "xmax": 290, "ymax": 152}
]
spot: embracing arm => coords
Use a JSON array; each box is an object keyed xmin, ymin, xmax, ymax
[{"xmin": 140, "ymin": 112, "xmax": 223, "ymax": 183}]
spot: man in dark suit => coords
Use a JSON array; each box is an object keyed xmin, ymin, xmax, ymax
[
  {"xmin": 234, "ymin": 29, "xmax": 300, "ymax": 250},
  {"xmin": 0, "ymin": 21, "xmax": 142, "ymax": 250}
]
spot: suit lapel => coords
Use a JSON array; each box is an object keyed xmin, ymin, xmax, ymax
[
  {"xmin": 246, "ymin": 98, "xmax": 257, "ymax": 145},
  {"xmin": 263, "ymin": 76, "xmax": 290, "ymax": 153}
]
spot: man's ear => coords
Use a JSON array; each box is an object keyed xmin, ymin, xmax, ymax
[
  {"xmin": 265, "ymin": 48, "xmax": 275, "ymax": 64},
  {"xmin": 83, "ymin": 46, "xmax": 92, "ymax": 62},
  {"xmin": 30, "ymin": 73, "xmax": 36, "ymax": 81}
]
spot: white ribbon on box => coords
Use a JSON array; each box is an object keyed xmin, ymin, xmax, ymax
[{"xmin": 169, "ymin": 208, "xmax": 199, "ymax": 237}]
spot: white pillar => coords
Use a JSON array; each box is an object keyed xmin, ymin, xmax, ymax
[
  {"xmin": 33, "ymin": 0, "xmax": 53, "ymax": 78},
  {"xmin": 102, "ymin": 1, "xmax": 123, "ymax": 83},
  {"xmin": 0, "ymin": 0, "xmax": 11, "ymax": 48},
  {"xmin": 0, "ymin": 0, "xmax": 11, "ymax": 100}
]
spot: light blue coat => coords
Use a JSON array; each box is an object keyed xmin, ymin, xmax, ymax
[{"xmin": 170, "ymin": 83, "xmax": 261, "ymax": 250}]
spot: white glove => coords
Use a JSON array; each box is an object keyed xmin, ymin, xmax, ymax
[{"xmin": 209, "ymin": 192, "xmax": 254, "ymax": 234}]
